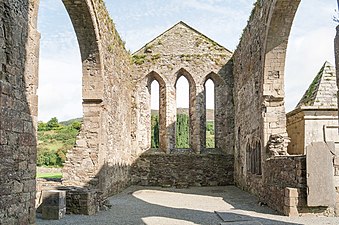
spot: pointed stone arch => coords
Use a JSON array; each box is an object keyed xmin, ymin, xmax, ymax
[
  {"xmin": 146, "ymin": 71, "xmax": 167, "ymax": 152},
  {"xmin": 203, "ymin": 72, "xmax": 224, "ymax": 87},
  {"xmin": 174, "ymin": 68, "xmax": 200, "ymax": 151},
  {"xmin": 262, "ymin": 0, "xmax": 301, "ymax": 157},
  {"xmin": 62, "ymin": 0, "xmax": 104, "ymax": 101}
]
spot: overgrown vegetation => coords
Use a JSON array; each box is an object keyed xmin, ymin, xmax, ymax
[
  {"xmin": 151, "ymin": 114, "xmax": 159, "ymax": 148},
  {"xmin": 206, "ymin": 121, "xmax": 215, "ymax": 148},
  {"xmin": 176, "ymin": 114, "xmax": 190, "ymax": 148},
  {"xmin": 132, "ymin": 54, "xmax": 146, "ymax": 65},
  {"xmin": 37, "ymin": 117, "xmax": 81, "ymax": 167},
  {"xmin": 301, "ymin": 65, "xmax": 324, "ymax": 105},
  {"xmin": 151, "ymin": 114, "xmax": 215, "ymax": 148}
]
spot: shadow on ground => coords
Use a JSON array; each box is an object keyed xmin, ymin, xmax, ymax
[{"xmin": 36, "ymin": 185, "xmax": 304, "ymax": 225}]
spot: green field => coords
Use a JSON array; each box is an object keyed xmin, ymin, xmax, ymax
[{"xmin": 36, "ymin": 172, "xmax": 63, "ymax": 179}]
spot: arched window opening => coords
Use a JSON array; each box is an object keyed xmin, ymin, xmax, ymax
[
  {"xmin": 36, "ymin": 1, "xmax": 82, "ymax": 170},
  {"xmin": 150, "ymin": 80, "xmax": 160, "ymax": 148},
  {"xmin": 176, "ymin": 76, "xmax": 190, "ymax": 149},
  {"xmin": 205, "ymin": 79, "xmax": 215, "ymax": 148},
  {"xmin": 246, "ymin": 142, "xmax": 251, "ymax": 172},
  {"xmin": 256, "ymin": 141, "xmax": 262, "ymax": 175},
  {"xmin": 247, "ymin": 140, "xmax": 262, "ymax": 175}
]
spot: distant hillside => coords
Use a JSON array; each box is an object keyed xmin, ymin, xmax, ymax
[
  {"xmin": 60, "ymin": 117, "xmax": 83, "ymax": 126},
  {"xmin": 152, "ymin": 108, "xmax": 214, "ymax": 121}
]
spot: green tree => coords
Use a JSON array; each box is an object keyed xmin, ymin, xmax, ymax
[
  {"xmin": 38, "ymin": 122, "xmax": 48, "ymax": 131},
  {"xmin": 176, "ymin": 114, "xmax": 189, "ymax": 148},
  {"xmin": 71, "ymin": 121, "xmax": 81, "ymax": 131},
  {"xmin": 46, "ymin": 117, "xmax": 60, "ymax": 130},
  {"xmin": 151, "ymin": 115, "xmax": 159, "ymax": 148}
]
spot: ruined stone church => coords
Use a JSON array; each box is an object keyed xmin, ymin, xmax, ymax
[{"xmin": 1, "ymin": 0, "xmax": 339, "ymax": 224}]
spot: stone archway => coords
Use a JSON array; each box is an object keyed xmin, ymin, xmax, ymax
[
  {"xmin": 232, "ymin": 0, "xmax": 302, "ymax": 213},
  {"xmin": 0, "ymin": 0, "xmax": 134, "ymax": 224}
]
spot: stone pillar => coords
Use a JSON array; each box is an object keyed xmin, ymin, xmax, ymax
[
  {"xmin": 283, "ymin": 188, "xmax": 299, "ymax": 217},
  {"xmin": 165, "ymin": 85, "xmax": 176, "ymax": 152},
  {"xmin": 159, "ymin": 83, "xmax": 167, "ymax": 152},
  {"xmin": 63, "ymin": 101, "xmax": 102, "ymax": 187},
  {"xmin": 335, "ymin": 25, "xmax": 339, "ymax": 118},
  {"xmin": 191, "ymin": 84, "xmax": 204, "ymax": 153}
]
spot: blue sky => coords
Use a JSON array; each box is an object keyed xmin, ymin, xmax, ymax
[{"xmin": 37, "ymin": 0, "xmax": 337, "ymax": 122}]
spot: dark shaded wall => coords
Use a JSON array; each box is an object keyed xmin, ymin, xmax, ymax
[{"xmin": 0, "ymin": 0, "xmax": 40, "ymax": 224}]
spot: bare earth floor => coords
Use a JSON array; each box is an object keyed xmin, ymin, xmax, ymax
[{"xmin": 36, "ymin": 186, "xmax": 339, "ymax": 225}]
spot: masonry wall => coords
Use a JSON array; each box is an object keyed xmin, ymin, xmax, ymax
[
  {"xmin": 131, "ymin": 150, "xmax": 234, "ymax": 187},
  {"xmin": 232, "ymin": 0, "xmax": 301, "ymax": 211},
  {"xmin": 287, "ymin": 108, "xmax": 338, "ymax": 155},
  {"xmin": 0, "ymin": 1, "xmax": 40, "ymax": 224},
  {"xmin": 132, "ymin": 22, "xmax": 234, "ymax": 154},
  {"xmin": 262, "ymin": 156, "xmax": 307, "ymax": 214}
]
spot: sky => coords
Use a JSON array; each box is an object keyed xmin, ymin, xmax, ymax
[{"xmin": 37, "ymin": 0, "xmax": 337, "ymax": 122}]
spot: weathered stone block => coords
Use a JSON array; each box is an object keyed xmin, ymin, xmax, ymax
[
  {"xmin": 306, "ymin": 142, "xmax": 336, "ymax": 207},
  {"xmin": 285, "ymin": 188, "xmax": 298, "ymax": 198},
  {"xmin": 283, "ymin": 206, "xmax": 299, "ymax": 217},
  {"xmin": 284, "ymin": 197, "xmax": 297, "ymax": 207},
  {"xmin": 41, "ymin": 191, "xmax": 66, "ymax": 220}
]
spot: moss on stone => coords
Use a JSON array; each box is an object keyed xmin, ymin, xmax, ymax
[{"xmin": 132, "ymin": 54, "xmax": 147, "ymax": 65}]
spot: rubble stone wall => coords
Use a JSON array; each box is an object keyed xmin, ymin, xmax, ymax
[
  {"xmin": 131, "ymin": 150, "xmax": 234, "ymax": 187},
  {"xmin": 0, "ymin": 1, "xmax": 40, "ymax": 224}
]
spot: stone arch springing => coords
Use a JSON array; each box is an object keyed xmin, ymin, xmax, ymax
[
  {"xmin": 146, "ymin": 71, "xmax": 166, "ymax": 151},
  {"xmin": 174, "ymin": 68, "xmax": 197, "ymax": 150},
  {"xmin": 261, "ymin": 0, "xmax": 300, "ymax": 158}
]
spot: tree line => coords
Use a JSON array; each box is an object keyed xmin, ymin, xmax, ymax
[{"xmin": 151, "ymin": 114, "xmax": 215, "ymax": 148}]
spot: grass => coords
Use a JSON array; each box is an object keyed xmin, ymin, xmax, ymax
[{"xmin": 37, "ymin": 172, "xmax": 63, "ymax": 179}]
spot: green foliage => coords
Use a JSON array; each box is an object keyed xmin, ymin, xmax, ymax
[
  {"xmin": 132, "ymin": 54, "xmax": 146, "ymax": 65},
  {"xmin": 46, "ymin": 117, "xmax": 60, "ymax": 130},
  {"xmin": 38, "ymin": 122, "xmax": 48, "ymax": 131},
  {"xmin": 37, "ymin": 172, "xmax": 63, "ymax": 179},
  {"xmin": 37, "ymin": 117, "xmax": 81, "ymax": 167},
  {"xmin": 151, "ymin": 115, "xmax": 159, "ymax": 148},
  {"xmin": 176, "ymin": 114, "xmax": 189, "ymax": 148},
  {"xmin": 150, "ymin": 114, "xmax": 215, "ymax": 149},
  {"xmin": 71, "ymin": 121, "xmax": 81, "ymax": 131},
  {"xmin": 206, "ymin": 121, "xmax": 215, "ymax": 148}
]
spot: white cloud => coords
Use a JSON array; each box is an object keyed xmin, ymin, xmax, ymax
[
  {"xmin": 285, "ymin": 0, "xmax": 336, "ymax": 112},
  {"xmin": 38, "ymin": 57, "xmax": 82, "ymax": 122},
  {"xmin": 37, "ymin": 0, "xmax": 336, "ymax": 120}
]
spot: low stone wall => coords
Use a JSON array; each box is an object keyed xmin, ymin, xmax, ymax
[
  {"xmin": 131, "ymin": 149, "xmax": 234, "ymax": 188},
  {"xmin": 36, "ymin": 179, "xmax": 100, "ymax": 216},
  {"xmin": 262, "ymin": 156, "xmax": 307, "ymax": 214}
]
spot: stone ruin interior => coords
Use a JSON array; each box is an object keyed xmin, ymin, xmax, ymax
[{"xmin": 1, "ymin": 0, "xmax": 339, "ymax": 224}]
